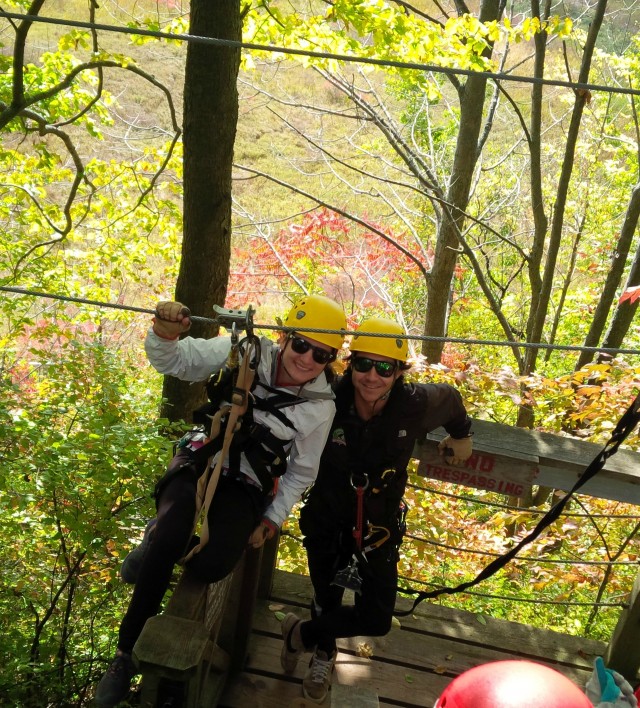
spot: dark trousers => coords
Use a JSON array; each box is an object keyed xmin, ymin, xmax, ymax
[
  {"xmin": 118, "ymin": 470, "xmax": 265, "ymax": 653},
  {"xmin": 301, "ymin": 535, "xmax": 399, "ymax": 655}
]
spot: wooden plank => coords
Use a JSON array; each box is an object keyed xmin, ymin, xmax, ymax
[
  {"xmin": 134, "ymin": 615, "xmax": 210, "ymax": 708},
  {"xmin": 419, "ymin": 419, "xmax": 640, "ymax": 504},
  {"xmin": 220, "ymin": 673, "xmax": 408, "ymax": 708},
  {"xmin": 331, "ymin": 684, "xmax": 379, "ymax": 707},
  {"xmin": 219, "ymin": 672, "xmax": 307, "ymax": 708},
  {"xmin": 533, "ymin": 463, "xmax": 640, "ymax": 505},
  {"xmin": 228, "ymin": 547, "xmax": 263, "ymax": 671},
  {"xmin": 416, "ymin": 439, "xmax": 538, "ymax": 497},
  {"xmin": 605, "ymin": 571, "xmax": 640, "ymax": 679},
  {"xmin": 204, "ymin": 573, "xmax": 234, "ymax": 635},
  {"xmin": 395, "ymin": 597, "xmax": 604, "ymax": 671},
  {"xmin": 135, "ymin": 560, "xmax": 246, "ymax": 707},
  {"xmin": 269, "ymin": 570, "xmax": 603, "ymax": 664},
  {"xmin": 255, "ymin": 596, "xmax": 596, "ymax": 689},
  {"xmin": 444, "ymin": 419, "xmax": 639, "ymax": 473},
  {"xmin": 258, "ymin": 532, "xmax": 280, "ymax": 599}
]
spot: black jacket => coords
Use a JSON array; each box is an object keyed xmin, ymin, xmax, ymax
[{"xmin": 300, "ymin": 371, "xmax": 472, "ymax": 546}]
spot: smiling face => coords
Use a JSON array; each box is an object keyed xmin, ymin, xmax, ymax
[
  {"xmin": 351, "ymin": 353, "xmax": 402, "ymax": 419},
  {"xmin": 276, "ymin": 334, "xmax": 335, "ymax": 387}
]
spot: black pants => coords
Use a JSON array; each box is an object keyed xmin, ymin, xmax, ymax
[
  {"xmin": 301, "ymin": 534, "xmax": 399, "ymax": 655},
  {"xmin": 118, "ymin": 469, "xmax": 265, "ymax": 653}
]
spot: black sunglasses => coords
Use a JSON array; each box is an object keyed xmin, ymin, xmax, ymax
[
  {"xmin": 352, "ymin": 356, "xmax": 397, "ymax": 378},
  {"xmin": 288, "ymin": 334, "xmax": 336, "ymax": 365}
]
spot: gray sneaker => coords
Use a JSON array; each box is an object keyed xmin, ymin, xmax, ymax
[
  {"xmin": 280, "ymin": 612, "xmax": 305, "ymax": 674},
  {"xmin": 303, "ymin": 649, "xmax": 336, "ymax": 704},
  {"xmin": 94, "ymin": 651, "xmax": 137, "ymax": 707},
  {"xmin": 120, "ymin": 518, "xmax": 156, "ymax": 584}
]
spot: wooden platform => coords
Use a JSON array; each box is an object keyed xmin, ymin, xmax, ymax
[{"xmin": 219, "ymin": 569, "xmax": 606, "ymax": 707}]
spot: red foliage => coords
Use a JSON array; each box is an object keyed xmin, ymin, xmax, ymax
[
  {"xmin": 619, "ymin": 285, "xmax": 640, "ymax": 305},
  {"xmin": 227, "ymin": 208, "xmax": 425, "ymax": 310}
]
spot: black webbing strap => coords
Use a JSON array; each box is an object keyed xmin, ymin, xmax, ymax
[
  {"xmin": 394, "ymin": 391, "xmax": 640, "ymax": 617},
  {"xmin": 253, "ymin": 382, "xmax": 306, "ymax": 429}
]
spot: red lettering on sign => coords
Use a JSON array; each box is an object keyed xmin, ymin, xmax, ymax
[
  {"xmin": 479, "ymin": 455, "xmax": 495, "ymax": 473},
  {"xmin": 504, "ymin": 482, "xmax": 524, "ymax": 496},
  {"xmin": 465, "ymin": 454, "xmax": 479, "ymax": 471},
  {"xmin": 422, "ymin": 461, "xmax": 527, "ymax": 497}
]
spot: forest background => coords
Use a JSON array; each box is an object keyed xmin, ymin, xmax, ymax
[{"xmin": 4, "ymin": 0, "xmax": 640, "ymax": 705}]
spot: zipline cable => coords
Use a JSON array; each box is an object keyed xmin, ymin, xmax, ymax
[
  {"xmin": 3, "ymin": 284, "xmax": 640, "ymax": 356},
  {"xmin": 2, "ymin": 11, "xmax": 640, "ymax": 98}
]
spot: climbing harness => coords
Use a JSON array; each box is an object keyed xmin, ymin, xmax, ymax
[{"xmin": 394, "ymin": 391, "xmax": 640, "ymax": 616}]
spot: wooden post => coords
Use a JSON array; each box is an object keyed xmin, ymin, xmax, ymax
[
  {"xmin": 257, "ymin": 531, "xmax": 280, "ymax": 599},
  {"xmin": 133, "ymin": 564, "xmax": 238, "ymax": 707},
  {"xmin": 228, "ymin": 546, "xmax": 263, "ymax": 671},
  {"xmin": 605, "ymin": 570, "xmax": 640, "ymax": 680}
]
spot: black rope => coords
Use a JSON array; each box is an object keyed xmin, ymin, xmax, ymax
[
  {"xmin": 394, "ymin": 391, "xmax": 640, "ymax": 616},
  {"xmin": 4, "ymin": 285, "xmax": 640, "ymax": 356}
]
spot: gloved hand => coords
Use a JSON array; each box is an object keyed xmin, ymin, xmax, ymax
[
  {"xmin": 584, "ymin": 657, "xmax": 638, "ymax": 707},
  {"xmin": 438, "ymin": 435, "xmax": 473, "ymax": 465},
  {"xmin": 248, "ymin": 518, "xmax": 278, "ymax": 549},
  {"xmin": 152, "ymin": 301, "xmax": 192, "ymax": 340}
]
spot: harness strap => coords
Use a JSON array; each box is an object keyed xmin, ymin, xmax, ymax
[
  {"xmin": 252, "ymin": 394, "xmax": 300, "ymax": 430},
  {"xmin": 183, "ymin": 337, "xmax": 259, "ymax": 563},
  {"xmin": 230, "ymin": 421, "xmax": 290, "ymax": 493},
  {"xmin": 352, "ymin": 477, "xmax": 368, "ymax": 551},
  {"xmin": 394, "ymin": 391, "xmax": 640, "ymax": 616},
  {"xmin": 255, "ymin": 381, "xmax": 308, "ymax": 410}
]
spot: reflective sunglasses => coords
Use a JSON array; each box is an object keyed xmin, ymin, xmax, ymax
[
  {"xmin": 352, "ymin": 356, "xmax": 397, "ymax": 378},
  {"xmin": 288, "ymin": 334, "xmax": 336, "ymax": 365}
]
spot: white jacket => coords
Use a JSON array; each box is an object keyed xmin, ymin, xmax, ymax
[{"xmin": 144, "ymin": 329, "xmax": 335, "ymax": 527}]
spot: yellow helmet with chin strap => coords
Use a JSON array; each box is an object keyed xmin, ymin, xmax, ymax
[
  {"xmin": 284, "ymin": 295, "xmax": 347, "ymax": 350},
  {"xmin": 351, "ymin": 317, "xmax": 408, "ymax": 362}
]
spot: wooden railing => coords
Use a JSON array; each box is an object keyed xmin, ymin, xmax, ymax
[
  {"xmin": 131, "ymin": 418, "xmax": 640, "ymax": 705},
  {"xmin": 421, "ymin": 419, "xmax": 640, "ymax": 679}
]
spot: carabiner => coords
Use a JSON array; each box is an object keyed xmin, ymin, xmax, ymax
[{"xmin": 350, "ymin": 473, "xmax": 369, "ymax": 491}]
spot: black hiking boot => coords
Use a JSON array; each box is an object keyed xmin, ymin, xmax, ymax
[{"xmin": 94, "ymin": 651, "xmax": 137, "ymax": 707}]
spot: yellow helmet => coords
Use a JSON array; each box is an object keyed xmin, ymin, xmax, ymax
[
  {"xmin": 351, "ymin": 317, "xmax": 408, "ymax": 362},
  {"xmin": 284, "ymin": 295, "xmax": 347, "ymax": 350}
]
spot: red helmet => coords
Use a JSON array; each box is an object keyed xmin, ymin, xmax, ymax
[{"xmin": 434, "ymin": 660, "xmax": 592, "ymax": 708}]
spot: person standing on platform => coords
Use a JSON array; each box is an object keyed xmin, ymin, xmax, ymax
[{"xmin": 280, "ymin": 317, "xmax": 473, "ymax": 704}]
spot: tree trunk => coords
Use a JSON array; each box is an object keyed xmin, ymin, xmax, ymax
[
  {"xmin": 576, "ymin": 182, "xmax": 640, "ymax": 369},
  {"xmin": 599, "ymin": 237, "xmax": 640, "ymax": 355},
  {"xmin": 524, "ymin": 0, "xmax": 550, "ymax": 359},
  {"xmin": 516, "ymin": 0, "xmax": 607, "ymax": 428},
  {"xmin": 422, "ymin": 0, "xmax": 502, "ymax": 362},
  {"xmin": 524, "ymin": 0, "xmax": 607, "ymax": 377},
  {"xmin": 161, "ymin": 0, "xmax": 242, "ymax": 423}
]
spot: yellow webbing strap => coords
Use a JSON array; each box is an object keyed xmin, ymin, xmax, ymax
[{"xmin": 182, "ymin": 340, "xmax": 257, "ymax": 563}]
